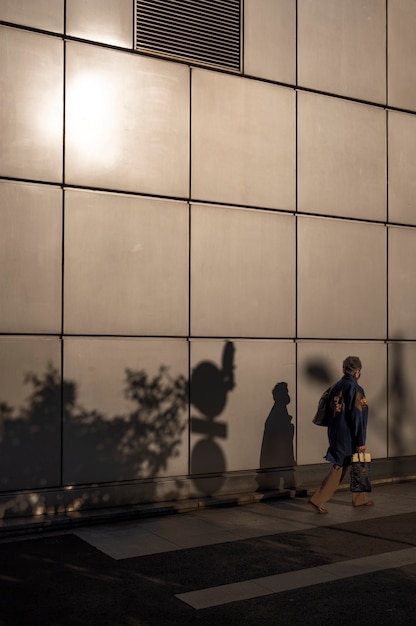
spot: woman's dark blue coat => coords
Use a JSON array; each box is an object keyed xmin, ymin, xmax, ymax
[{"xmin": 325, "ymin": 374, "xmax": 368, "ymax": 467}]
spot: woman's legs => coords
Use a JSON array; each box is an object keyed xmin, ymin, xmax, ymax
[
  {"xmin": 352, "ymin": 491, "xmax": 373, "ymax": 506},
  {"xmin": 309, "ymin": 464, "xmax": 374, "ymax": 510},
  {"xmin": 309, "ymin": 464, "xmax": 346, "ymax": 510}
]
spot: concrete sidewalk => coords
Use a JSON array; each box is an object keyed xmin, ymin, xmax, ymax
[{"xmin": 71, "ymin": 481, "xmax": 416, "ymax": 559}]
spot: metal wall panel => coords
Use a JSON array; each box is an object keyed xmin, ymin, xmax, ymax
[
  {"xmin": 244, "ymin": 0, "xmax": 295, "ymax": 84},
  {"xmin": 65, "ymin": 42, "xmax": 189, "ymax": 197},
  {"xmin": 388, "ymin": 341, "xmax": 416, "ymax": 457},
  {"xmin": 191, "ymin": 69, "xmax": 295, "ymax": 210},
  {"xmin": 0, "ymin": 337, "xmax": 61, "ymax": 491},
  {"xmin": 298, "ymin": 92, "xmax": 386, "ymax": 221},
  {"xmin": 190, "ymin": 339, "xmax": 296, "ymax": 484},
  {"xmin": 0, "ymin": 0, "xmax": 64, "ymax": 33},
  {"xmin": 388, "ymin": 111, "xmax": 416, "ymax": 226},
  {"xmin": 63, "ymin": 337, "xmax": 189, "ymax": 484},
  {"xmin": 0, "ymin": 27, "xmax": 63, "ymax": 182},
  {"xmin": 388, "ymin": 0, "xmax": 416, "ymax": 111},
  {"xmin": 64, "ymin": 189, "xmax": 189, "ymax": 336},
  {"xmin": 388, "ymin": 226, "xmax": 416, "ymax": 339},
  {"xmin": 191, "ymin": 205, "xmax": 296, "ymax": 337},
  {"xmin": 66, "ymin": 0, "xmax": 133, "ymax": 48},
  {"xmin": 0, "ymin": 181, "xmax": 62, "ymax": 333},
  {"xmin": 298, "ymin": 0, "xmax": 386, "ymax": 103},
  {"xmin": 297, "ymin": 216, "xmax": 387, "ymax": 339}
]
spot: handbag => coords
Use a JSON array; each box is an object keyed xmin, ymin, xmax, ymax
[{"xmin": 350, "ymin": 452, "xmax": 372, "ymax": 492}]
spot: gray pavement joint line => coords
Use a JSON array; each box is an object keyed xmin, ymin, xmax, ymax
[{"xmin": 175, "ymin": 547, "xmax": 416, "ymax": 610}]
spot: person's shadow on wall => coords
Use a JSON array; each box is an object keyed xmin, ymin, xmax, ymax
[{"xmin": 256, "ymin": 382, "xmax": 296, "ymax": 491}]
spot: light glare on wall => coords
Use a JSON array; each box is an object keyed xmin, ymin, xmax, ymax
[{"xmin": 66, "ymin": 72, "xmax": 121, "ymax": 166}]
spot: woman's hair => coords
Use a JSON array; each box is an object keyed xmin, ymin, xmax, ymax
[{"xmin": 343, "ymin": 356, "xmax": 362, "ymax": 375}]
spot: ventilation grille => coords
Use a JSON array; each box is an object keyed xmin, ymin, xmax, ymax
[{"xmin": 136, "ymin": 0, "xmax": 241, "ymax": 71}]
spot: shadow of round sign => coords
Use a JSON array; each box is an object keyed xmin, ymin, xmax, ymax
[{"xmin": 191, "ymin": 438, "xmax": 226, "ymax": 496}]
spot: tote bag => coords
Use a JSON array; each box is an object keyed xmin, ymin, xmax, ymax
[{"xmin": 350, "ymin": 452, "xmax": 372, "ymax": 493}]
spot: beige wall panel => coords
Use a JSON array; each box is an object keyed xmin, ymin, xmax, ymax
[
  {"xmin": 191, "ymin": 70, "xmax": 295, "ymax": 210},
  {"xmin": 244, "ymin": 0, "xmax": 295, "ymax": 84},
  {"xmin": 388, "ymin": 226, "xmax": 416, "ymax": 339},
  {"xmin": 298, "ymin": 92, "xmax": 386, "ymax": 221},
  {"xmin": 64, "ymin": 189, "xmax": 188, "ymax": 335},
  {"xmin": 0, "ymin": 181, "xmax": 62, "ymax": 333},
  {"xmin": 0, "ymin": 0, "xmax": 64, "ymax": 32},
  {"xmin": 298, "ymin": 217, "xmax": 387, "ymax": 339},
  {"xmin": 298, "ymin": 0, "xmax": 386, "ymax": 103},
  {"xmin": 388, "ymin": 342, "xmax": 416, "ymax": 456},
  {"xmin": 388, "ymin": 0, "xmax": 416, "ymax": 111},
  {"xmin": 190, "ymin": 340, "xmax": 296, "ymax": 491},
  {"xmin": 63, "ymin": 338, "xmax": 188, "ymax": 485},
  {"xmin": 65, "ymin": 43, "xmax": 189, "ymax": 197},
  {"xmin": 191, "ymin": 205, "xmax": 295, "ymax": 337},
  {"xmin": 297, "ymin": 341, "xmax": 387, "ymax": 466},
  {"xmin": 388, "ymin": 111, "xmax": 416, "ymax": 225},
  {"xmin": 0, "ymin": 336, "xmax": 61, "ymax": 490},
  {"xmin": 66, "ymin": 0, "xmax": 133, "ymax": 47},
  {"xmin": 0, "ymin": 27, "xmax": 63, "ymax": 182}
]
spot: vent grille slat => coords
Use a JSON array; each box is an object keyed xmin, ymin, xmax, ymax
[
  {"xmin": 139, "ymin": 27, "xmax": 239, "ymax": 48},
  {"xmin": 138, "ymin": 1, "xmax": 240, "ymax": 20},
  {"xmin": 135, "ymin": 0, "xmax": 241, "ymax": 71}
]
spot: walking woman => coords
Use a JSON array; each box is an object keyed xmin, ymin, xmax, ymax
[{"xmin": 309, "ymin": 356, "xmax": 374, "ymax": 514}]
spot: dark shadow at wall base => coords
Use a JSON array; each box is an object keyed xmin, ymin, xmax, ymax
[
  {"xmin": 295, "ymin": 456, "xmax": 416, "ymax": 492},
  {"xmin": 256, "ymin": 467, "xmax": 296, "ymax": 491},
  {"xmin": 0, "ymin": 457, "xmax": 415, "ymax": 538},
  {"xmin": 0, "ymin": 487, "xmax": 297, "ymax": 540}
]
